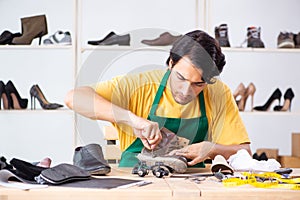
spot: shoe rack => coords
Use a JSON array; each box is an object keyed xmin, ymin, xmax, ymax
[
  {"xmin": 204, "ymin": 0, "xmax": 300, "ymax": 156},
  {"xmin": 0, "ymin": 0, "xmax": 77, "ymax": 165},
  {"xmin": 1, "ymin": 0, "xmax": 299, "ymax": 164}
]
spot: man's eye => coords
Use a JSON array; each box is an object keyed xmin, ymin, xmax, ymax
[{"xmin": 194, "ymin": 83, "xmax": 205, "ymax": 87}]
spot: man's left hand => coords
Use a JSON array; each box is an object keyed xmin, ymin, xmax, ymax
[{"xmin": 169, "ymin": 141, "xmax": 215, "ymax": 166}]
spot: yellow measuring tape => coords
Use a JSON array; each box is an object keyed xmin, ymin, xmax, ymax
[{"xmin": 222, "ymin": 172, "xmax": 300, "ymax": 190}]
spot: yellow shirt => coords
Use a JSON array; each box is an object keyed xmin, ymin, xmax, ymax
[{"xmin": 94, "ymin": 69, "xmax": 250, "ymax": 151}]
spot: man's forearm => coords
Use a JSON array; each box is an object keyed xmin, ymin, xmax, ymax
[
  {"xmin": 209, "ymin": 143, "xmax": 252, "ymax": 160},
  {"xmin": 64, "ymin": 86, "xmax": 132, "ymax": 124}
]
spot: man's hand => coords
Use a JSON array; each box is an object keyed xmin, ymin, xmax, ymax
[
  {"xmin": 127, "ymin": 112, "xmax": 162, "ymax": 150},
  {"xmin": 169, "ymin": 141, "xmax": 214, "ymax": 166}
]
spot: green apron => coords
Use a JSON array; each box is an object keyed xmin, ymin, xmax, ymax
[{"xmin": 119, "ymin": 69, "xmax": 208, "ymax": 167}]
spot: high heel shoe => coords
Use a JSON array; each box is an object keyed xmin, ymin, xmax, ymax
[
  {"xmin": 241, "ymin": 82, "xmax": 256, "ymax": 111},
  {"xmin": 4, "ymin": 80, "xmax": 28, "ymax": 109},
  {"xmin": 30, "ymin": 84, "xmax": 63, "ymax": 110},
  {"xmin": 233, "ymin": 83, "xmax": 246, "ymax": 111},
  {"xmin": 273, "ymin": 88, "xmax": 295, "ymax": 111},
  {"xmin": 0, "ymin": 81, "xmax": 12, "ymax": 109},
  {"xmin": 12, "ymin": 15, "xmax": 48, "ymax": 45},
  {"xmin": 233, "ymin": 83, "xmax": 246, "ymax": 100},
  {"xmin": 233, "ymin": 83, "xmax": 256, "ymax": 111},
  {"xmin": 253, "ymin": 88, "xmax": 282, "ymax": 111}
]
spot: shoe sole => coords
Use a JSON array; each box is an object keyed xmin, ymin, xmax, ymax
[
  {"xmin": 278, "ymin": 41, "xmax": 295, "ymax": 48},
  {"xmin": 136, "ymin": 154, "xmax": 187, "ymax": 173},
  {"xmin": 89, "ymin": 167, "xmax": 111, "ymax": 175}
]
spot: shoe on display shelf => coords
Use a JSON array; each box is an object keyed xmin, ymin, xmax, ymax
[
  {"xmin": 277, "ymin": 32, "xmax": 295, "ymax": 48},
  {"xmin": 246, "ymin": 26, "xmax": 265, "ymax": 48},
  {"xmin": 294, "ymin": 32, "xmax": 300, "ymax": 48},
  {"xmin": 43, "ymin": 30, "xmax": 72, "ymax": 45},
  {"xmin": 214, "ymin": 23, "xmax": 230, "ymax": 47}
]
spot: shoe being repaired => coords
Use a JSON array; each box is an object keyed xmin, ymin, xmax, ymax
[{"xmin": 133, "ymin": 127, "xmax": 189, "ymax": 176}]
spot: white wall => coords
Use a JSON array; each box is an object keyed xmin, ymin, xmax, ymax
[{"xmin": 1, "ymin": 0, "xmax": 299, "ymax": 163}]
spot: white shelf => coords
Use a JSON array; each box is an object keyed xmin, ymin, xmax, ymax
[
  {"xmin": 0, "ymin": 109, "xmax": 72, "ymax": 114},
  {"xmin": 80, "ymin": 46, "xmax": 300, "ymax": 53},
  {"xmin": 81, "ymin": 45, "xmax": 172, "ymax": 52},
  {"xmin": 240, "ymin": 111, "xmax": 300, "ymax": 116},
  {"xmin": 0, "ymin": 45, "xmax": 73, "ymax": 50},
  {"xmin": 222, "ymin": 47, "xmax": 300, "ymax": 53}
]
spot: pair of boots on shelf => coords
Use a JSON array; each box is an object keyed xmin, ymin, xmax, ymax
[
  {"xmin": 0, "ymin": 15, "xmax": 48, "ymax": 45},
  {"xmin": 253, "ymin": 88, "xmax": 295, "ymax": 112},
  {"xmin": 0, "ymin": 80, "xmax": 63, "ymax": 110},
  {"xmin": 215, "ymin": 24, "xmax": 265, "ymax": 48}
]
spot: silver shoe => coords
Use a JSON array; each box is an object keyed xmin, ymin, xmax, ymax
[{"xmin": 43, "ymin": 30, "xmax": 72, "ymax": 45}]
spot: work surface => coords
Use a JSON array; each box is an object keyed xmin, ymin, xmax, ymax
[{"xmin": 1, "ymin": 166, "xmax": 299, "ymax": 200}]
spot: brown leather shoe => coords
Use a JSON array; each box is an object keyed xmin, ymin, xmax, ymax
[{"xmin": 141, "ymin": 32, "xmax": 182, "ymax": 46}]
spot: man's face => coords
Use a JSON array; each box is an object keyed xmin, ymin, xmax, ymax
[{"xmin": 169, "ymin": 56, "xmax": 207, "ymax": 105}]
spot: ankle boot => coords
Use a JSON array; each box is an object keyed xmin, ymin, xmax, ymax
[{"xmin": 12, "ymin": 14, "xmax": 48, "ymax": 45}]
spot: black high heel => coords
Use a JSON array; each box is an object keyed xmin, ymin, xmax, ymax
[
  {"xmin": 253, "ymin": 88, "xmax": 282, "ymax": 111},
  {"xmin": 4, "ymin": 80, "xmax": 28, "ymax": 109},
  {"xmin": 0, "ymin": 81, "xmax": 12, "ymax": 109},
  {"xmin": 274, "ymin": 88, "xmax": 295, "ymax": 111},
  {"xmin": 30, "ymin": 84, "xmax": 63, "ymax": 110}
]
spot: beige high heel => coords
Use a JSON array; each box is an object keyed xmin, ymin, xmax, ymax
[
  {"xmin": 233, "ymin": 83, "xmax": 246, "ymax": 100},
  {"xmin": 233, "ymin": 82, "xmax": 256, "ymax": 111},
  {"xmin": 245, "ymin": 82, "xmax": 256, "ymax": 111},
  {"xmin": 238, "ymin": 82, "xmax": 256, "ymax": 111},
  {"xmin": 233, "ymin": 83, "xmax": 246, "ymax": 111}
]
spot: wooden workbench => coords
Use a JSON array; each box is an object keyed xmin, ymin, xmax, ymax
[{"xmin": 0, "ymin": 167, "xmax": 299, "ymax": 200}]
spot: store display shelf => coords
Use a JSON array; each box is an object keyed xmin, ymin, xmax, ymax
[
  {"xmin": 222, "ymin": 47, "xmax": 300, "ymax": 53},
  {"xmin": 0, "ymin": 108, "xmax": 73, "ymax": 114},
  {"xmin": 81, "ymin": 45, "xmax": 171, "ymax": 52},
  {"xmin": 0, "ymin": 45, "xmax": 73, "ymax": 50},
  {"xmin": 239, "ymin": 111, "xmax": 300, "ymax": 116}
]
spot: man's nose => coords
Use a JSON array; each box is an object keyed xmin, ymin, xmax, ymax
[{"xmin": 180, "ymin": 81, "xmax": 192, "ymax": 95}]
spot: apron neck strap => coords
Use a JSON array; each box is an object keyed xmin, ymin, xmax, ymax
[{"xmin": 149, "ymin": 69, "xmax": 171, "ymax": 115}]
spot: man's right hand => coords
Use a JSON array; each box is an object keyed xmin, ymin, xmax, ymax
[{"xmin": 128, "ymin": 112, "xmax": 162, "ymax": 150}]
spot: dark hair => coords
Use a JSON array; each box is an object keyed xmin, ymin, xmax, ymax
[{"xmin": 166, "ymin": 30, "xmax": 226, "ymax": 84}]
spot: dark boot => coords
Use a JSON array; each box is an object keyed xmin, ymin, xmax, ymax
[
  {"xmin": 215, "ymin": 24, "xmax": 230, "ymax": 47},
  {"xmin": 12, "ymin": 14, "xmax": 48, "ymax": 45},
  {"xmin": 247, "ymin": 26, "xmax": 265, "ymax": 48},
  {"xmin": 73, "ymin": 143, "xmax": 111, "ymax": 175}
]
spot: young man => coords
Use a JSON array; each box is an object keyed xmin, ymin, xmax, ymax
[{"xmin": 65, "ymin": 30, "xmax": 251, "ymax": 167}]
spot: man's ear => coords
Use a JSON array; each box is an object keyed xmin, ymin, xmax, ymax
[{"xmin": 168, "ymin": 59, "xmax": 173, "ymax": 70}]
